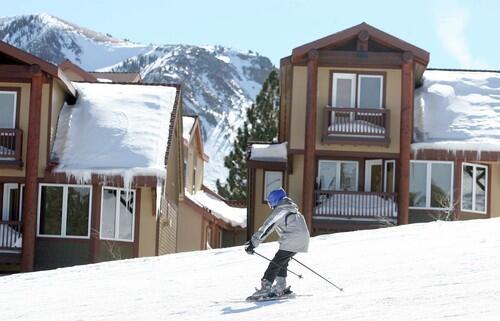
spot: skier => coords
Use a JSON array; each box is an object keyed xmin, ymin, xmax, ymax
[{"xmin": 245, "ymin": 188, "xmax": 310, "ymax": 300}]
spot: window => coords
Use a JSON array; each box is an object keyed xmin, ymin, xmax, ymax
[
  {"xmin": 0, "ymin": 91, "xmax": 17, "ymax": 128},
  {"xmin": 409, "ymin": 161, "xmax": 453, "ymax": 209},
  {"xmin": 461, "ymin": 163, "xmax": 488, "ymax": 213},
  {"xmin": 100, "ymin": 187, "xmax": 135, "ymax": 242},
  {"xmin": 358, "ymin": 75, "xmax": 383, "ymax": 109},
  {"xmin": 37, "ymin": 184, "xmax": 91, "ymax": 238},
  {"xmin": 317, "ymin": 160, "xmax": 358, "ymax": 191},
  {"xmin": 332, "ymin": 73, "xmax": 356, "ymax": 108},
  {"xmin": 331, "ymin": 73, "xmax": 384, "ymax": 109},
  {"xmin": 2, "ymin": 183, "xmax": 24, "ymax": 222},
  {"xmin": 264, "ymin": 171, "xmax": 283, "ymax": 201}
]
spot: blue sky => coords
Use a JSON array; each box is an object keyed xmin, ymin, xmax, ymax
[{"xmin": 3, "ymin": 0, "xmax": 499, "ymax": 69}]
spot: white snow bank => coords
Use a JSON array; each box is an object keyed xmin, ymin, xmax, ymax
[
  {"xmin": 413, "ymin": 70, "xmax": 500, "ymax": 151},
  {"xmin": 51, "ymin": 82, "xmax": 177, "ymax": 184},
  {"xmin": 185, "ymin": 190, "xmax": 246, "ymax": 228},
  {"xmin": 250, "ymin": 142, "xmax": 287, "ymax": 162},
  {"xmin": 182, "ymin": 116, "xmax": 196, "ymax": 142},
  {"xmin": 2, "ymin": 218, "xmax": 500, "ymax": 320}
]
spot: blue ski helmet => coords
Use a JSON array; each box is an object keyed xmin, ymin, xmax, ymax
[{"xmin": 267, "ymin": 188, "xmax": 287, "ymax": 209}]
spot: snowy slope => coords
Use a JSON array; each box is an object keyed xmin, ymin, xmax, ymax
[
  {"xmin": 0, "ymin": 14, "xmax": 275, "ymax": 187},
  {"xmin": 1, "ymin": 219, "xmax": 500, "ymax": 320}
]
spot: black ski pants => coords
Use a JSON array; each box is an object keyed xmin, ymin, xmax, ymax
[{"xmin": 262, "ymin": 249, "xmax": 296, "ymax": 283}]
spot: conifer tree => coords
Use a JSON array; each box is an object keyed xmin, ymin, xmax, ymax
[{"xmin": 216, "ymin": 70, "xmax": 279, "ymax": 201}]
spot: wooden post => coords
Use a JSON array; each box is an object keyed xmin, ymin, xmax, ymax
[
  {"xmin": 302, "ymin": 50, "xmax": 319, "ymax": 231},
  {"xmin": 21, "ymin": 65, "xmax": 43, "ymax": 272},
  {"xmin": 398, "ymin": 52, "xmax": 414, "ymax": 225},
  {"xmin": 89, "ymin": 179, "xmax": 102, "ymax": 263}
]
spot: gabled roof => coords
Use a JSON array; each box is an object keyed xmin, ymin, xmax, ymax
[
  {"xmin": 59, "ymin": 59, "xmax": 98, "ymax": 82},
  {"xmin": 0, "ymin": 40, "xmax": 76, "ymax": 97},
  {"xmin": 182, "ymin": 115, "xmax": 209, "ymax": 162},
  {"xmin": 89, "ymin": 71, "xmax": 142, "ymax": 83},
  {"xmin": 291, "ymin": 22, "xmax": 429, "ymax": 66}
]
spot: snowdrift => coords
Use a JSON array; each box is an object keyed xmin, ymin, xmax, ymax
[{"xmin": 1, "ymin": 219, "xmax": 500, "ymax": 320}]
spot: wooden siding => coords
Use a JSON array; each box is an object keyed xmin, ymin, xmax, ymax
[{"xmin": 158, "ymin": 197, "xmax": 178, "ymax": 254}]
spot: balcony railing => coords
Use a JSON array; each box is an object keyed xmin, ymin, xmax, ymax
[
  {"xmin": 0, "ymin": 221, "xmax": 23, "ymax": 252},
  {"xmin": 322, "ymin": 106, "xmax": 390, "ymax": 144},
  {"xmin": 0, "ymin": 129, "xmax": 23, "ymax": 162},
  {"xmin": 314, "ymin": 190, "xmax": 398, "ymax": 219}
]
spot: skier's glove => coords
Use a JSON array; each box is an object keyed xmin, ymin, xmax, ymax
[{"xmin": 245, "ymin": 241, "xmax": 255, "ymax": 255}]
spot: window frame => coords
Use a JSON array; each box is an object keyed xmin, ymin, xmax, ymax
[
  {"xmin": 263, "ymin": 170, "xmax": 284, "ymax": 203},
  {"xmin": 357, "ymin": 74, "xmax": 384, "ymax": 109},
  {"xmin": 317, "ymin": 160, "xmax": 359, "ymax": 192},
  {"xmin": 331, "ymin": 73, "xmax": 356, "ymax": 108},
  {"xmin": 2, "ymin": 183, "xmax": 24, "ymax": 221},
  {"xmin": 409, "ymin": 160, "xmax": 454, "ymax": 211},
  {"xmin": 99, "ymin": 187, "xmax": 136, "ymax": 242},
  {"xmin": 36, "ymin": 183, "xmax": 92, "ymax": 239},
  {"xmin": 0, "ymin": 90, "xmax": 18, "ymax": 129},
  {"xmin": 329, "ymin": 71, "xmax": 385, "ymax": 110},
  {"xmin": 460, "ymin": 163, "xmax": 488, "ymax": 214}
]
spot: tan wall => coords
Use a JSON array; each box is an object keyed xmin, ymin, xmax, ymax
[
  {"xmin": 50, "ymin": 80, "xmax": 67, "ymax": 154},
  {"xmin": 177, "ymin": 201, "xmax": 203, "ymax": 252},
  {"xmin": 37, "ymin": 83, "xmax": 51, "ymax": 177},
  {"xmin": 0, "ymin": 82, "xmax": 30, "ymax": 177},
  {"xmin": 165, "ymin": 114, "xmax": 182, "ymax": 206},
  {"xmin": 289, "ymin": 66, "xmax": 402, "ymax": 153},
  {"xmin": 489, "ymin": 163, "xmax": 500, "ymax": 218},
  {"xmin": 158, "ymin": 199, "xmax": 178, "ymax": 255},
  {"xmin": 287, "ymin": 155, "xmax": 304, "ymax": 210},
  {"xmin": 184, "ymin": 131, "xmax": 204, "ymax": 194},
  {"xmin": 253, "ymin": 168, "xmax": 278, "ymax": 242},
  {"xmin": 62, "ymin": 69, "xmax": 85, "ymax": 82},
  {"xmin": 138, "ymin": 187, "xmax": 157, "ymax": 257}
]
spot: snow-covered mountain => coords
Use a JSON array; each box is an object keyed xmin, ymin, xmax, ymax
[
  {"xmin": 1, "ymin": 219, "xmax": 500, "ymax": 320},
  {"xmin": 0, "ymin": 14, "xmax": 275, "ymax": 187}
]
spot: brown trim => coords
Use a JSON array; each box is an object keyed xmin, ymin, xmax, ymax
[
  {"xmin": 291, "ymin": 22, "xmax": 429, "ymax": 66},
  {"xmin": 89, "ymin": 181, "xmax": 102, "ymax": 263},
  {"xmin": 412, "ymin": 148, "xmax": 500, "ymax": 162},
  {"xmin": 20, "ymin": 70, "xmax": 43, "ymax": 272},
  {"xmin": 397, "ymin": 59, "xmax": 414, "ymax": 225},
  {"xmin": 289, "ymin": 148, "xmax": 400, "ymax": 159},
  {"xmin": 261, "ymin": 170, "xmax": 284, "ymax": 204},
  {"xmin": 59, "ymin": 60, "xmax": 98, "ymax": 82},
  {"xmin": 133, "ymin": 188, "xmax": 141, "ymax": 257},
  {"xmin": 0, "ymin": 41, "xmax": 59, "ymax": 76},
  {"xmin": 302, "ymin": 50, "xmax": 319, "ymax": 230},
  {"xmin": 41, "ymin": 172, "xmax": 160, "ymax": 188},
  {"xmin": 46, "ymin": 78, "xmax": 53, "ymax": 170},
  {"xmin": 247, "ymin": 167, "xmax": 255, "ymax": 240},
  {"xmin": 247, "ymin": 159, "xmax": 287, "ymax": 170}
]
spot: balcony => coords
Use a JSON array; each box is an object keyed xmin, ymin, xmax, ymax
[
  {"xmin": 322, "ymin": 106, "xmax": 390, "ymax": 145},
  {"xmin": 0, "ymin": 221, "xmax": 22, "ymax": 264},
  {"xmin": 314, "ymin": 190, "xmax": 398, "ymax": 226},
  {"xmin": 0, "ymin": 129, "xmax": 23, "ymax": 166}
]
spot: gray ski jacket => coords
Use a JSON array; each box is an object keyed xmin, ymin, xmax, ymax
[{"xmin": 251, "ymin": 197, "xmax": 310, "ymax": 253}]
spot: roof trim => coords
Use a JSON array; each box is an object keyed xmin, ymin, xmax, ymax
[
  {"xmin": 291, "ymin": 22, "xmax": 429, "ymax": 65},
  {"xmin": 59, "ymin": 59, "xmax": 98, "ymax": 82}
]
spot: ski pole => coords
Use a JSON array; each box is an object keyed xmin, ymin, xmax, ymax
[
  {"xmin": 253, "ymin": 251, "xmax": 303, "ymax": 279},
  {"xmin": 291, "ymin": 257, "xmax": 343, "ymax": 292}
]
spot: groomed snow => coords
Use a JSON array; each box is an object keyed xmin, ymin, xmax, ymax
[
  {"xmin": 1, "ymin": 218, "xmax": 500, "ymax": 320},
  {"xmin": 51, "ymin": 82, "xmax": 177, "ymax": 184},
  {"xmin": 413, "ymin": 70, "xmax": 500, "ymax": 152},
  {"xmin": 185, "ymin": 190, "xmax": 246, "ymax": 228}
]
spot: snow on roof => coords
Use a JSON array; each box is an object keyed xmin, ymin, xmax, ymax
[
  {"xmin": 249, "ymin": 142, "xmax": 287, "ymax": 162},
  {"xmin": 413, "ymin": 69, "xmax": 500, "ymax": 152},
  {"xmin": 182, "ymin": 116, "xmax": 196, "ymax": 142},
  {"xmin": 52, "ymin": 82, "xmax": 178, "ymax": 184},
  {"xmin": 185, "ymin": 190, "xmax": 246, "ymax": 228}
]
